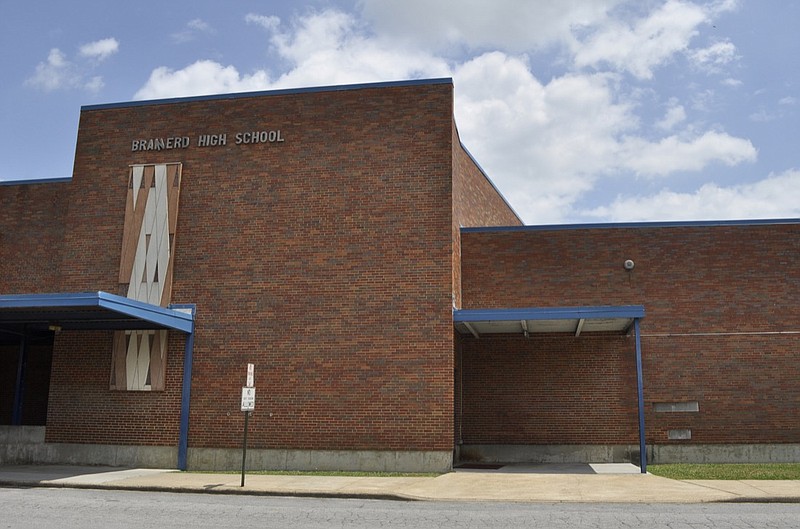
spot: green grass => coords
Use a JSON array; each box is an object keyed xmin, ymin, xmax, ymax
[
  {"xmin": 192, "ymin": 470, "xmax": 440, "ymax": 478},
  {"xmin": 648, "ymin": 463, "xmax": 800, "ymax": 480}
]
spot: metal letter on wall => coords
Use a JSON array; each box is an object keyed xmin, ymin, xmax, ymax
[{"xmin": 110, "ymin": 163, "xmax": 182, "ymax": 391}]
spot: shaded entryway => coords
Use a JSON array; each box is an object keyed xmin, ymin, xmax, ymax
[
  {"xmin": 453, "ymin": 306, "xmax": 647, "ymax": 473},
  {"xmin": 1, "ymin": 329, "xmax": 54, "ymax": 426}
]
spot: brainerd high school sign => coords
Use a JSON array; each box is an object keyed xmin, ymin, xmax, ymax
[{"xmin": 131, "ymin": 130, "xmax": 285, "ymax": 152}]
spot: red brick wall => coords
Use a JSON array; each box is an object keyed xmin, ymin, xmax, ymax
[
  {"xmin": 45, "ymin": 331, "xmax": 183, "ymax": 444},
  {"xmin": 451, "ymin": 134, "xmax": 522, "ymax": 309},
  {"xmin": 457, "ymin": 334, "xmax": 638, "ymax": 445},
  {"xmin": 460, "ymin": 223, "xmax": 800, "ymax": 445},
  {"xmin": 0, "ymin": 182, "xmax": 67, "ymax": 426},
  {"xmin": 0, "ymin": 181, "xmax": 69, "ymax": 294},
  {"xmin": 49, "ymin": 81, "xmax": 458, "ymax": 451}
]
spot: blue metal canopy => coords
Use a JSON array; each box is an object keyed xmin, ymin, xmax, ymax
[
  {"xmin": 0, "ymin": 291, "xmax": 197, "ymax": 471},
  {"xmin": 454, "ymin": 305, "xmax": 644, "ymax": 337},
  {"xmin": 0, "ymin": 291, "xmax": 194, "ymax": 334}
]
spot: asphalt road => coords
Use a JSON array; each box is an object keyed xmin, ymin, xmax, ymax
[{"xmin": 2, "ymin": 487, "xmax": 800, "ymax": 528}]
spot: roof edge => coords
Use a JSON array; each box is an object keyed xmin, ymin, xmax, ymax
[
  {"xmin": 454, "ymin": 305, "xmax": 645, "ymax": 322},
  {"xmin": 82, "ymin": 78, "xmax": 454, "ymax": 112},
  {"xmin": 458, "ymin": 142, "xmax": 524, "ymax": 225},
  {"xmin": 462, "ymin": 218, "xmax": 800, "ymax": 233},
  {"xmin": 0, "ymin": 177, "xmax": 72, "ymax": 187}
]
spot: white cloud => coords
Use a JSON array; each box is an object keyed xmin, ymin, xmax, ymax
[
  {"xmin": 688, "ymin": 39, "xmax": 738, "ymax": 73},
  {"xmin": 749, "ymin": 109, "xmax": 775, "ymax": 122},
  {"xmin": 26, "ymin": 39, "xmax": 117, "ymax": 91},
  {"xmin": 618, "ymin": 131, "xmax": 756, "ymax": 176},
  {"xmin": 656, "ymin": 98, "xmax": 687, "ymax": 130},
  {"xmin": 137, "ymin": 10, "xmax": 450, "ymax": 99},
  {"xmin": 133, "ymin": 5, "xmax": 760, "ymax": 224},
  {"xmin": 360, "ymin": 0, "xmax": 625, "ymax": 52},
  {"xmin": 453, "ymin": 52, "xmax": 633, "ymax": 222},
  {"xmin": 583, "ymin": 169, "xmax": 800, "ymax": 221},
  {"xmin": 721, "ymin": 77, "xmax": 742, "ymax": 87},
  {"xmin": 573, "ymin": 0, "xmax": 708, "ymax": 79},
  {"xmin": 173, "ymin": 19, "xmax": 215, "ymax": 43},
  {"xmin": 245, "ymin": 13, "xmax": 280, "ymax": 31},
  {"xmin": 779, "ymin": 96, "xmax": 796, "ymax": 106},
  {"xmin": 188, "ymin": 19, "xmax": 212, "ymax": 32},
  {"xmin": 134, "ymin": 60, "xmax": 271, "ymax": 100},
  {"xmin": 84, "ymin": 75, "xmax": 105, "ymax": 93},
  {"xmin": 25, "ymin": 48, "xmax": 80, "ymax": 91},
  {"xmin": 79, "ymin": 38, "xmax": 119, "ymax": 61},
  {"xmin": 451, "ymin": 51, "xmax": 756, "ymax": 222}
]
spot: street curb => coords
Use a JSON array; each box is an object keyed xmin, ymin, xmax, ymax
[{"xmin": 0, "ymin": 480, "xmax": 419, "ymax": 502}]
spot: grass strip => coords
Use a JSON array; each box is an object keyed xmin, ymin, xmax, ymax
[{"xmin": 648, "ymin": 463, "xmax": 800, "ymax": 480}]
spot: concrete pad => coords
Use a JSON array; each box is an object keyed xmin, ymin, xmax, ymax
[
  {"xmin": 0, "ymin": 464, "xmax": 175, "ymax": 484},
  {"xmin": 48, "ymin": 468, "xmax": 178, "ymax": 485},
  {"xmin": 110, "ymin": 471, "xmax": 431, "ymax": 498},
  {"xmin": 395, "ymin": 472, "xmax": 738, "ymax": 503},
  {"xmin": 590, "ymin": 463, "xmax": 643, "ymax": 474},
  {"xmin": 3, "ymin": 464, "xmax": 800, "ymax": 503}
]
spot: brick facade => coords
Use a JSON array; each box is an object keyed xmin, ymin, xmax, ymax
[
  {"xmin": 2, "ymin": 79, "xmax": 797, "ymax": 468},
  {"xmin": 1, "ymin": 80, "xmax": 518, "ymax": 465},
  {"xmin": 460, "ymin": 223, "xmax": 800, "ymax": 448}
]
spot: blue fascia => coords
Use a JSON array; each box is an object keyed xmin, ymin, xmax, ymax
[
  {"xmin": 462, "ymin": 218, "xmax": 800, "ymax": 233},
  {"xmin": 0, "ymin": 177, "xmax": 72, "ymax": 186},
  {"xmin": 454, "ymin": 305, "xmax": 645, "ymax": 323},
  {"xmin": 171, "ymin": 304, "xmax": 196, "ymax": 471},
  {"xmin": 0, "ymin": 291, "xmax": 194, "ymax": 334}
]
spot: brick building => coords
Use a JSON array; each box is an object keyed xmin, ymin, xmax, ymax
[{"xmin": 1, "ymin": 79, "xmax": 798, "ymax": 472}]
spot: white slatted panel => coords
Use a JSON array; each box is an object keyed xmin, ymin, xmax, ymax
[
  {"xmin": 126, "ymin": 331, "xmax": 140, "ymax": 390},
  {"xmin": 116, "ymin": 163, "xmax": 180, "ymax": 391},
  {"xmin": 137, "ymin": 332, "xmax": 151, "ymax": 389},
  {"xmin": 131, "ymin": 166, "xmax": 144, "ymax": 208}
]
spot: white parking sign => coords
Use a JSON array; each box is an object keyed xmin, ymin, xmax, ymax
[{"xmin": 241, "ymin": 387, "xmax": 255, "ymax": 411}]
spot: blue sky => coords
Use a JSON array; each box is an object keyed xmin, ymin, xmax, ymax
[{"xmin": 1, "ymin": 0, "xmax": 798, "ymax": 224}]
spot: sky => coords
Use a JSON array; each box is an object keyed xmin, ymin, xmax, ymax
[{"xmin": 1, "ymin": 0, "xmax": 798, "ymax": 224}]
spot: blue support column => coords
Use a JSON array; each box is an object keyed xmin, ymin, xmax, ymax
[
  {"xmin": 12, "ymin": 332, "xmax": 27, "ymax": 425},
  {"xmin": 177, "ymin": 306, "xmax": 196, "ymax": 471},
  {"xmin": 634, "ymin": 318, "xmax": 647, "ymax": 473}
]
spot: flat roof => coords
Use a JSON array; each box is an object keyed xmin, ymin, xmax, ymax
[
  {"xmin": 82, "ymin": 77, "xmax": 454, "ymax": 112},
  {"xmin": 462, "ymin": 218, "xmax": 800, "ymax": 233}
]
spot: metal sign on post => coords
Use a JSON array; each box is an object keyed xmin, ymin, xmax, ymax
[
  {"xmin": 241, "ymin": 387, "xmax": 256, "ymax": 411},
  {"xmin": 240, "ymin": 364, "xmax": 255, "ymax": 487}
]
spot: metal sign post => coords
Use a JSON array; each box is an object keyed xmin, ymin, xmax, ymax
[{"xmin": 240, "ymin": 364, "xmax": 255, "ymax": 487}]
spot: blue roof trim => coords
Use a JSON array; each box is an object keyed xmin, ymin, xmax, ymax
[
  {"xmin": 454, "ymin": 305, "xmax": 645, "ymax": 322},
  {"xmin": 0, "ymin": 291, "xmax": 194, "ymax": 333},
  {"xmin": 0, "ymin": 177, "xmax": 72, "ymax": 186},
  {"xmin": 82, "ymin": 78, "xmax": 454, "ymax": 111},
  {"xmin": 462, "ymin": 218, "xmax": 800, "ymax": 233},
  {"xmin": 458, "ymin": 143, "xmax": 524, "ymax": 225}
]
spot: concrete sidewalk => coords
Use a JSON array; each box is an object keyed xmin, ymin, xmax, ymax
[{"xmin": 1, "ymin": 464, "xmax": 799, "ymax": 503}]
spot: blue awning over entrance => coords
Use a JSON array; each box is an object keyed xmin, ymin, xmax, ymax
[
  {"xmin": 0, "ymin": 291, "xmax": 194, "ymax": 334},
  {"xmin": 454, "ymin": 305, "xmax": 644, "ymax": 338},
  {"xmin": 0, "ymin": 291, "xmax": 196, "ymax": 471}
]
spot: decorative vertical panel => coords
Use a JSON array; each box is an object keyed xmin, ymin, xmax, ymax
[{"xmin": 111, "ymin": 163, "xmax": 182, "ymax": 391}]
